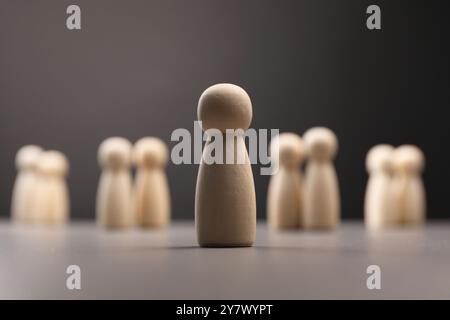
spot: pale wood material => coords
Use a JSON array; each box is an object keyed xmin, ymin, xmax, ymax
[
  {"xmin": 133, "ymin": 137, "xmax": 171, "ymax": 229},
  {"xmin": 10, "ymin": 145, "xmax": 43, "ymax": 224},
  {"xmin": 364, "ymin": 144, "xmax": 399, "ymax": 230},
  {"xmin": 195, "ymin": 83, "xmax": 256, "ymax": 247},
  {"xmin": 303, "ymin": 127, "xmax": 340, "ymax": 229},
  {"xmin": 267, "ymin": 133, "xmax": 305, "ymax": 229},
  {"xmin": 96, "ymin": 137, "xmax": 133, "ymax": 229},
  {"xmin": 33, "ymin": 151, "xmax": 70, "ymax": 225},
  {"xmin": 392, "ymin": 145, "xmax": 426, "ymax": 226}
]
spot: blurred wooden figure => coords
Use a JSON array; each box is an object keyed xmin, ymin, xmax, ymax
[
  {"xmin": 96, "ymin": 137, "xmax": 133, "ymax": 229},
  {"xmin": 267, "ymin": 133, "xmax": 305, "ymax": 229},
  {"xmin": 33, "ymin": 151, "xmax": 70, "ymax": 225},
  {"xmin": 11, "ymin": 145, "xmax": 43, "ymax": 224},
  {"xmin": 392, "ymin": 145, "xmax": 426, "ymax": 226},
  {"xmin": 303, "ymin": 127, "xmax": 340, "ymax": 229},
  {"xmin": 364, "ymin": 144, "xmax": 398, "ymax": 230},
  {"xmin": 133, "ymin": 137, "xmax": 171, "ymax": 228}
]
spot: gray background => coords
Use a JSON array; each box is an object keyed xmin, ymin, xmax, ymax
[{"xmin": 0, "ymin": 0, "xmax": 446, "ymax": 220}]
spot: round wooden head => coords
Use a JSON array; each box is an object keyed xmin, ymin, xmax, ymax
[
  {"xmin": 198, "ymin": 83, "xmax": 252, "ymax": 133},
  {"xmin": 98, "ymin": 137, "xmax": 132, "ymax": 170},
  {"xmin": 271, "ymin": 132, "xmax": 305, "ymax": 169},
  {"xmin": 133, "ymin": 137, "xmax": 168, "ymax": 169},
  {"xmin": 303, "ymin": 127, "xmax": 338, "ymax": 162},
  {"xmin": 15, "ymin": 145, "xmax": 43, "ymax": 171},
  {"xmin": 366, "ymin": 144, "xmax": 394, "ymax": 173},
  {"xmin": 392, "ymin": 144, "xmax": 425, "ymax": 174},
  {"xmin": 37, "ymin": 150, "xmax": 69, "ymax": 176}
]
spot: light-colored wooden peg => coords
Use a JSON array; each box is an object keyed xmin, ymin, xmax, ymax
[
  {"xmin": 303, "ymin": 127, "xmax": 340, "ymax": 229},
  {"xmin": 267, "ymin": 132, "xmax": 305, "ymax": 229},
  {"xmin": 33, "ymin": 150, "xmax": 70, "ymax": 226},
  {"xmin": 11, "ymin": 145, "xmax": 43, "ymax": 224},
  {"xmin": 391, "ymin": 145, "xmax": 426, "ymax": 226},
  {"xmin": 132, "ymin": 137, "xmax": 171, "ymax": 229},
  {"xmin": 364, "ymin": 144, "xmax": 399, "ymax": 230},
  {"xmin": 96, "ymin": 137, "xmax": 133, "ymax": 229},
  {"xmin": 195, "ymin": 83, "xmax": 256, "ymax": 247}
]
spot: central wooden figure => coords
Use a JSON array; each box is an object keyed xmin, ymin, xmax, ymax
[{"xmin": 195, "ymin": 83, "xmax": 256, "ymax": 247}]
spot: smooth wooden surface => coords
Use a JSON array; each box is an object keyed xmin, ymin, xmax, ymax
[{"xmin": 0, "ymin": 221, "xmax": 449, "ymax": 299}]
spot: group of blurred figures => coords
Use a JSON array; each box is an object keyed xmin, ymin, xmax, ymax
[
  {"xmin": 364, "ymin": 144, "xmax": 426, "ymax": 229},
  {"xmin": 96, "ymin": 136, "xmax": 170, "ymax": 229},
  {"xmin": 11, "ymin": 146, "xmax": 69, "ymax": 225},
  {"xmin": 267, "ymin": 128, "xmax": 340, "ymax": 230},
  {"xmin": 10, "ymin": 137, "xmax": 171, "ymax": 229},
  {"xmin": 267, "ymin": 133, "xmax": 426, "ymax": 231}
]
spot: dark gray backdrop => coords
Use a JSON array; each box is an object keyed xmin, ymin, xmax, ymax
[{"xmin": 0, "ymin": 0, "xmax": 446, "ymax": 220}]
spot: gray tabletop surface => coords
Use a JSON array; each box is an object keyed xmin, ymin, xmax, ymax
[{"xmin": 0, "ymin": 220, "xmax": 449, "ymax": 299}]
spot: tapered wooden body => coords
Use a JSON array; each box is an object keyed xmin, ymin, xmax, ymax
[
  {"xmin": 195, "ymin": 138, "xmax": 256, "ymax": 247},
  {"xmin": 365, "ymin": 171, "xmax": 398, "ymax": 229},
  {"xmin": 96, "ymin": 169, "xmax": 132, "ymax": 228},
  {"xmin": 11, "ymin": 170, "xmax": 39, "ymax": 223},
  {"xmin": 134, "ymin": 169, "xmax": 170, "ymax": 228},
  {"xmin": 33, "ymin": 175, "xmax": 69, "ymax": 225},
  {"xmin": 267, "ymin": 169, "xmax": 303, "ymax": 229},
  {"xmin": 392, "ymin": 174, "xmax": 426, "ymax": 226},
  {"xmin": 304, "ymin": 162, "xmax": 340, "ymax": 229}
]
